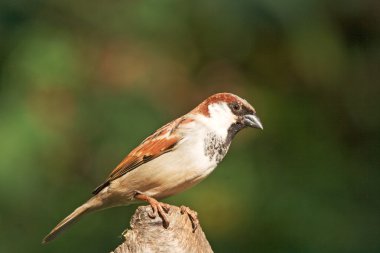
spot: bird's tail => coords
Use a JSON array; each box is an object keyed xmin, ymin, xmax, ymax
[{"xmin": 42, "ymin": 196, "xmax": 103, "ymax": 244}]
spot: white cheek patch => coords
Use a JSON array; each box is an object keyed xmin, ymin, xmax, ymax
[{"xmin": 206, "ymin": 103, "xmax": 237, "ymax": 137}]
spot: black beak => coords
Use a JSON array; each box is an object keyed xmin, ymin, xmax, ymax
[{"xmin": 243, "ymin": 114, "xmax": 263, "ymax": 130}]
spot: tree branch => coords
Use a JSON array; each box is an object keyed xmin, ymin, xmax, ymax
[{"xmin": 111, "ymin": 205, "xmax": 213, "ymax": 253}]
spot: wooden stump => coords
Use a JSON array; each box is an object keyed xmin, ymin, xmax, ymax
[{"xmin": 111, "ymin": 205, "xmax": 213, "ymax": 253}]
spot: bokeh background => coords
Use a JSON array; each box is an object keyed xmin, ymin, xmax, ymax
[{"xmin": 1, "ymin": 1, "xmax": 379, "ymax": 252}]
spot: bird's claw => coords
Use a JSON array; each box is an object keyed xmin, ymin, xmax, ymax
[
  {"xmin": 148, "ymin": 204, "xmax": 158, "ymax": 219},
  {"xmin": 180, "ymin": 205, "xmax": 199, "ymax": 232},
  {"xmin": 134, "ymin": 192, "xmax": 171, "ymax": 228},
  {"xmin": 147, "ymin": 198, "xmax": 171, "ymax": 228}
]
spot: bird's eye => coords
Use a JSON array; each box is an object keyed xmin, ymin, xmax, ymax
[{"xmin": 232, "ymin": 103, "xmax": 241, "ymax": 111}]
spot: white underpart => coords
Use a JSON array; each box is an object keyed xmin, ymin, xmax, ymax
[{"xmin": 103, "ymin": 102, "xmax": 238, "ymax": 206}]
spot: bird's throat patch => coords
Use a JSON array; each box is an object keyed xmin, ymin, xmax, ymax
[{"xmin": 204, "ymin": 132, "xmax": 229, "ymax": 163}]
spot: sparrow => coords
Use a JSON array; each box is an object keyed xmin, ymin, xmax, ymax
[{"xmin": 42, "ymin": 92, "xmax": 263, "ymax": 243}]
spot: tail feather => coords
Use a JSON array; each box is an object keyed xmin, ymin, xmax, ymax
[{"xmin": 42, "ymin": 197, "xmax": 102, "ymax": 243}]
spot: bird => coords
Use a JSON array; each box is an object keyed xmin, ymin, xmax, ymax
[{"xmin": 42, "ymin": 92, "xmax": 263, "ymax": 243}]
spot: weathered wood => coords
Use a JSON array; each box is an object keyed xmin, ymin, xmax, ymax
[{"xmin": 111, "ymin": 205, "xmax": 213, "ymax": 253}]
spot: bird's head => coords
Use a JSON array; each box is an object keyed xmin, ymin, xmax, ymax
[{"xmin": 192, "ymin": 93, "xmax": 263, "ymax": 140}]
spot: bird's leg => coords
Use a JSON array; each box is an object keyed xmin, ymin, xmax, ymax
[
  {"xmin": 180, "ymin": 205, "xmax": 199, "ymax": 232},
  {"xmin": 134, "ymin": 192, "xmax": 171, "ymax": 228}
]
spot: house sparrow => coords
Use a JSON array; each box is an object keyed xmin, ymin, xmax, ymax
[{"xmin": 43, "ymin": 92, "xmax": 263, "ymax": 243}]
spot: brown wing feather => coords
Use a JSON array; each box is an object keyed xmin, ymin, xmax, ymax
[{"xmin": 92, "ymin": 117, "xmax": 190, "ymax": 195}]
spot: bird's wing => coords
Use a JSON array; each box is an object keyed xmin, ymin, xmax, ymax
[{"xmin": 92, "ymin": 117, "xmax": 193, "ymax": 194}]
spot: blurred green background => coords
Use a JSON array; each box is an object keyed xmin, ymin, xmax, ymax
[{"xmin": 1, "ymin": 0, "xmax": 379, "ymax": 252}]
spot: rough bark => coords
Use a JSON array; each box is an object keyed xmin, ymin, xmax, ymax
[{"xmin": 111, "ymin": 205, "xmax": 213, "ymax": 253}]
